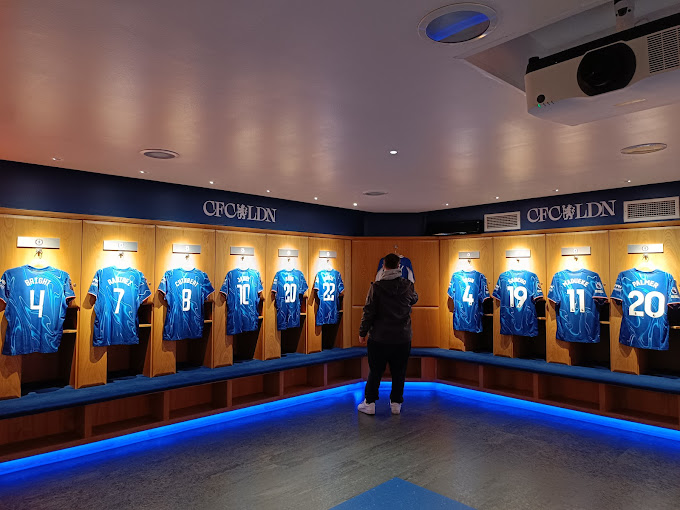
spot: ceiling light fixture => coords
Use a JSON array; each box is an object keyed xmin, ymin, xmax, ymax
[
  {"xmin": 314, "ymin": 197, "xmax": 318, "ymax": 201},
  {"xmin": 140, "ymin": 149, "xmax": 179, "ymax": 160},
  {"xmin": 389, "ymin": 150, "xmax": 398, "ymax": 155},
  {"xmin": 209, "ymin": 181, "xmax": 214, "ymax": 185},
  {"xmin": 621, "ymin": 143, "xmax": 667, "ymax": 154},
  {"xmin": 418, "ymin": 4, "xmax": 498, "ymax": 44},
  {"xmin": 139, "ymin": 170, "xmax": 145, "ymax": 174},
  {"xmin": 363, "ymin": 191, "xmax": 388, "ymax": 196},
  {"xmin": 353, "ymin": 203, "xmax": 358, "ymax": 207},
  {"xmin": 554, "ymin": 188, "xmax": 559, "ymax": 192},
  {"xmin": 626, "ymin": 179, "xmax": 632, "ymax": 183},
  {"xmin": 445, "ymin": 203, "xmax": 449, "ymax": 206},
  {"xmin": 266, "ymin": 189, "xmax": 270, "ymax": 193},
  {"xmin": 52, "ymin": 157, "xmax": 62, "ymax": 161},
  {"xmin": 495, "ymin": 196, "xmax": 499, "ymax": 200}
]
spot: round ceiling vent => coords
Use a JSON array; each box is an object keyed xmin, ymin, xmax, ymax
[
  {"xmin": 418, "ymin": 4, "xmax": 497, "ymax": 44},
  {"xmin": 620, "ymin": 143, "xmax": 667, "ymax": 155},
  {"xmin": 363, "ymin": 191, "xmax": 388, "ymax": 196},
  {"xmin": 140, "ymin": 149, "xmax": 179, "ymax": 160}
]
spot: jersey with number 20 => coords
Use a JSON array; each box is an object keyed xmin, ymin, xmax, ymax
[
  {"xmin": 493, "ymin": 269, "xmax": 544, "ymax": 337},
  {"xmin": 314, "ymin": 269, "xmax": 345, "ymax": 325},
  {"xmin": 0, "ymin": 265, "xmax": 75, "ymax": 355},
  {"xmin": 611, "ymin": 268, "xmax": 680, "ymax": 350},
  {"xmin": 447, "ymin": 270, "xmax": 490, "ymax": 333},
  {"xmin": 158, "ymin": 268, "xmax": 214, "ymax": 341},
  {"xmin": 221, "ymin": 268, "xmax": 263, "ymax": 335},
  {"xmin": 272, "ymin": 269, "xmax": 308, "ymax": 330},
  {"xmin": 88, "ymin": 267, "xmax": 151, "ymax": 346}
]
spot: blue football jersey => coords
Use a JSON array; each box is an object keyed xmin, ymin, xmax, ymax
[
  {"xmin": 376, "ymin": 256, "xmax": 415, "ymax": 283},
  {"xmin": 88, "ymin": 267, "xmax": 152, "ymax": 346},
  {"xmin": 492, "ymin": 269, "xmax": 544, "ymax": 337},
  {"xmin": 272, "ymin": 269, "xmax": 308, "ymax": 330},
  {"xmin": 313, "ymin": 269, "xmax": 345, "ymax": 325},
  {"xmin": 158, "ymin": 268, "xmax": 214, "ymax": 341},
  {"xmin": 447, "ymin": 270, "xmax": 490, "ymax": 333},
  {"xmin": 611, "ymin": 268, "xmax": 680, "ymax": 350},
  {"xmin": 548, "ymin": 269, "xmax": 608, "ymax": 343},
  {"xmin": 0, "ymin": 265, "xmax": 75, "ymax": 355},
  {"xmin": 221, "ymin": 268, "xmax": 263, "ymax": 335}
]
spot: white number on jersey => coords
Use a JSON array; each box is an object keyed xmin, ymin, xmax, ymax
[
  {"xmin": 182, "ymin": 289, "xmax": 192, "ymax": 311},
  {"xmin": 284, "ymin": 283, "xmax": 297, "ymax": 304},
  {"xmin": 113, "ymin": 288, "xmax": 125, "ymax": 314},
  {"xmin": 507, "ymin": 286, "xmax": 527, "ymax": 309},
  {"xmin": 29, "ymin": 289, "xmax": 45, "ymax": 318},
  {"xmin": 628, "ymin": 290, "xmax": 665, "ymax": 319},
  {"xmin": 237, "ymin": 284, "xmax": 250, "ymax": 305},
  {"xmin": 566, "ymin": 288, "xmax": 585, "ymax": 313},
  {"xmin": 322, "ymin": 282, "xmax": 335, "ymax": 302},
  {"xmin": 463, "ymin": 284, "xmax": 475, "ymax": 305}
]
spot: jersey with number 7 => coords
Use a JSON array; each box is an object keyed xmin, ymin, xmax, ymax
[
  {"xmin": 88, "ymin": 266, "xmax": 151, "ymax": 346},
  {"xmin": 611, "ymin": 268, "xmax": 680, "ymax": 350},
  {"xmin": 448, "ymin": 270, "xmax": 490, "ymax": 333},
  {"xmin": 493, "ymin": 269, "xmax": 544, "ymax": 337}
]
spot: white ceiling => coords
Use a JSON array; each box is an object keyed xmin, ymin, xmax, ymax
[{"xmin": 1, "ymin": 0, "xmax": 679, "ymax": 213}]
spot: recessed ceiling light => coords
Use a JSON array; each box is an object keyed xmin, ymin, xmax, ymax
[
  {"xmin": 626, "ymin": 179, "xmax": 632, "ymax": 183},
  {"xmin": 52, "ymin": 157, "xmax": 62, "ymax": 161},
  {"xmin": 554, "ymin": 188, "xmax": 559, "ymax": 192},
  {"xmin": 389, "ymin": 150, "xmax": 398, "ymax": 155},
  {"xmin": 621, "ymin": 143, "xmax": 667, "ymax": 154},
  {"xmin": 314, "ymin": 197, "xmax": 318, "ymax": 201},
  {"xmin": 140, "ymin": 149, "xmax": 179, "ymax": 160},
  {"xmin": 209, "ymin": 181, "xmax": 214, "ymax": 185},
  {"xmin": 445, "ymin": 203, "xmax": 449, "ymax": 206},
  {"xmin": 266, "ymin": 189, "xmax": 270, "ymax": 193},
  {"xmin": 139, "ymin": 170, "xmax": 146, "ymax": 174},
  {"xmin": 495, "ymin": 196, "xmax": 499, "ymax": 200},
  {"xmin": 418, "ymin": 4, "xmax": 498, "ymax": 44},
  {"xmin": 353, "ymin": 203, "xmax": 358, "ymax": 207}
]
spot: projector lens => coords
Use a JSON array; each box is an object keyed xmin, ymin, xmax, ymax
[{"xmin": 577, "ymin": 43, "xmax": 636, "ymax": 96}]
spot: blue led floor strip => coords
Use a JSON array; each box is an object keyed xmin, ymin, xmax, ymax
[{"xmin": 2, "ymin": 380, "xmax": 680, "ymax": 476}]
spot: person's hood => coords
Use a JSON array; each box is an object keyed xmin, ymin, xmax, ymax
[
  {"xmin": 379, "ymin": 268, "xmax": 403, "ymax": 281},
  {"xmin": 375, "ymin": 275, "xmax": 412, "ymax": 296}
]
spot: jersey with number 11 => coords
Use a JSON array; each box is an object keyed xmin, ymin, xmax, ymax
[
  {"xmin": 492, "ymin": 269, "xmax": 544, "ymax": 337},
  {"xmin": 221, "ymin": 268, "xmax": 263, "ymax": 335},
  {"xmin": 448, "ymin": 270, "xmax": 490, "ymax": 333}
]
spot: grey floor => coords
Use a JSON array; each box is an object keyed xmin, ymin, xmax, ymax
[{"xmin": 2, "ymin": 385, "xmax": 680, "ymax": 510}]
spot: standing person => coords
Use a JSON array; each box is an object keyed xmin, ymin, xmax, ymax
[{"xmin": 358, "ymin": 253, "xmax": 418, "ymax": 415}]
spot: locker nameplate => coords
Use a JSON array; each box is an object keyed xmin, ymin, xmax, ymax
[
  {"xmin": 18, "ymin": 237, "xmax": 60, "ymax": 249},
  {"xmin": 628, "ymin": 244, "xmax": 663, "ymax": 254},
  {"xmin": 458, "ymin": 251, "xmax": 480, "ymax": 259},
  {"xmin": 319, "ymin": 250, "xmax": 337, "ymax": 259},
  {"xmin": 278, "ymin": 249, "xmax": 299, "ymax": 258},
  {"xmin": 173, "ymin": 244, "xmax": 201, "ymax": 255},
  {"xmin": 103, "ymin": 241, "xmax": 138, "ymax": 252},
  {"xmin": 505, "ymin": 249, "xmax": 531, "ymax": 258},
  {"xmin": 561, "ymin": 246, "xmax": 591, "ymax": 256},
  {"xmin": 230, "ymin": 246, "xmax": 255, "ymax": 256}
]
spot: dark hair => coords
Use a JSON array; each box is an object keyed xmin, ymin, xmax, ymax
[{"xmin": 384, "ymin": 253, "xmax": 400, "ymax": 269}]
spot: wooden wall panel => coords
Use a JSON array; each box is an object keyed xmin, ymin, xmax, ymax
[
  {"xmin": 0, "ymin": 215, "xmax": 82, "ymax": 398},
  {"xmin": 608, "ymin": 227, "xmax": 680, "ymax": 374},
  {"xmin": 264, "ymin": 235, "xmax": 309, "ymax": 360},
  {"xmin": 545, "ymin": 231, "xmax": 610, "ymax": 365},
  {"xmin": 351, "ymin": 239, "xmax": 440, "ymax": 307},
  {"xmin": 307, "ymin": 237, "xmax": 348, "ymax": 353},
  {"xmin": 439, "ymin": 238, "xmax": 493, "ymax": 351},
  {"xmin": 412, "ymin": 307, "xmax": 440, "ymax": 347},
  {"xmin": 79, "ymin": 221, "xmax": 155, "ymax": 387},
  {"xmin": 152, "ymin": 226, "xmax": 216, "ymax": 377},
  {"xmin": 343, "ymin": 240, "xmax": 352, "ymax": 349},
  {"xmin": 215, "ymin": 231, "xmax": 267, "ymax": 365},
  {"xmin": 492, "ymin": 235, "xmax": 546, "ymax": 358}
]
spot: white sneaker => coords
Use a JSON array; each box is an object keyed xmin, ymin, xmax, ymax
[
  {"xmin": 357, "ymin": 399, "xmax": 375, "ymax": 415},
  {"xmin": 390, "ymin": 401, "xmax": 402, "ymax": 415}
]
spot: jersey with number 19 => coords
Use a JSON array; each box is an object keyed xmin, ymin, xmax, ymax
[
  {"xmin": 221, "ymin": 268, "xmax": 263, "ymax": 335},
  {"xmin": 272, "ymin": 269, "xmax": 308, "ymax": 330},
  {"xmin": 0, "ymin": 265, "xmax": 76, "ymax": 355},
  {"xmin": 313, "ymin": 269, "xmax": 345, "ymax": 325},
  {"xmin": 158, "ymin": 268, "xmax": 214, "ymax": 341},
  {"xmin": 447, "ymin": 270, "xmax": 490, "ymax": 333},
  {"xmin": 88, "ymin": 267, "xmax": 151, "ymax": 346},
  {"xmin": 492, "ymin": 269, "xmax": 544, "ymax": 337},
  {"xmin": 611, "ymin": 268, "xmax": 680, "ymax": 350}
]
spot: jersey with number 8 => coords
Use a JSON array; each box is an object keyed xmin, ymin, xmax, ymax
[
  {"xmin": 492, "ymin": 269, "xmax": 544, "ymax": 337},
  {"xmin": 611, "ymin": 268, "xmax": 680, "ymax": 350},
  {"xmin": 158, "ymin": 268, "xmax": 214, "ymax": 341},
  {"xmin": 313, "ymin": 269, "xmax": 345, "ymax": 325},
  {"xmin": 221, "ymin": 268, "xmax": 263, "ymax": 335},
  {"xmin": 448, "ymin": 270, "xmax": 490, "ymax": 333}
]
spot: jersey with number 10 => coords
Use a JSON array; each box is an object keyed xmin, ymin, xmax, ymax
[
  {"xmin": 272, "ymin": 269, "xmax": 308, "ymax": 330},
  {"xmin": 314, "ymin": 269, "xmax": 345, "ymax": 325},
  {"xmin": 493, "ymin": 269, "xmax": 544, "ymax": 337},
  {"xmin": 221, "ymin": 268, "xmax": 263, "ymax": 335},
  {"xmin": 611, "ymin": 268, "xmax": 680, "ymax": 350},
  {"xmin": 447, "ymin": 270, "xmax": 490, "ymax": 333},
  {"xmin": 0, "ymin": 265, "xmax": 76, "ymax": 355},
  {"xmin": 88, "ymin": 267, "xmax": 151, "ymax": 346},
  {"xmin": 548, "ymin": 269, "xmax": 608, "ymax": 343},
  {"xmin": 158, "ymin": 268, "xmax": 214, "ymax": 341}
]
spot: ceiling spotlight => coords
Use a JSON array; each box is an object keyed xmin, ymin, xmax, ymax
[
  {"xmin": 445, "ymin": 203, "xmax": 449, "ymax": 206},
  {"xmin": 626, "ymin": 179, "xmax": 632, "ymax": 183},
  {"xmin": 139, "ymin": 170, "xmax": 146, "ymax": 174},
  {"xmin": 140, "ymin": 149, "xmax": 179, "ymax": 160},
  {"xmin": 353, "ymin": 203, "xmax": 358, "ymax": 207},
  {"xmin": 266, "ymin": 189, "xmax": 270, "ymax": 193},
  {"xmin": 389, "ymin": 150, "xmax": 398, "ymax": 155},
  {"xmin": 621, "ymin": 143, "xmax": 667, "ymax": 154},
  {"xmin": 209, "ymin": 181, "xmax": 214, "ymax": 185},
  {"xmin": 52, "ymin": 157, "xmax": 63, "ymax": 161},
  {"xmin": 554, "ymin": 188, "xmax": 559, "ymax": 192},
  {"xmin": 495, "ymin": 196, "xmax": 499, "ymax": 200},
  {"xmin": 314, "ymin": 197, "xmax": 318, "ymax": 201}
]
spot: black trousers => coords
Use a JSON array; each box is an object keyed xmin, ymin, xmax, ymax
[{"xmin": 365, "ymin": 339, "xmax": 411, "ymax": 404}]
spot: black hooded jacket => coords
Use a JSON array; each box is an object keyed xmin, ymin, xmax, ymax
[{"xmin": 359, "ymin": 277, "xmax": 418, "ymax": 344}]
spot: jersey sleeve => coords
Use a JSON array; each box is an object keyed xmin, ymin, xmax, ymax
[
  {"xmin": 492, "ymin": 277, "xmax": 502, "ymax": 300},
  {"xmin": 158, "ymin": 271, "xmax": 169, "ymax": 295},
  {"xmin": 271, "ymin": 272, "xmax": 279, "ymax": 294},
  {"xmin": 0, "ymin": 271, "xmax": 8, "ymax": 304},
  {"xmin": 611, "ymin": 273, "xmax": 624, "ymax": 302},
  {"xmin": 547, "ymin": 275, "xmax": 559, "ymax": 304},
  {"xmin": 532, "ymin": 274, "xmax": 544, "ymax": 302},
  {"xmin": 313, "ymin": 273, "xmax": 320, "ymax": 292},
  {"xmin": 592, "ymin": 273, "xmax": 608, "ymax": 301},
  {"xmin": 138, "ymin": 273, "xmax": 152, "ymax": 303},
  {"xmin": 299, "ymin": 273, "xmax": 308, "ymax": 295},
  {"xmin": 447, "ymin": 275, "xmax": 455, "ymax": 299},
  {"xmin": 62, "ymin": 272, "xmax": 76, "ymax": 301},
  {"xmin": 479, "ymin": 274, "xmax": 490, "ymax": 302},
  {"xmin": 256, "ymin": 272, "xmax": 264, "ymax": 296},
  {"xmin": 668, "ymin": 275, "xmax": 680, "ymax": 306},
  {"xmin": 337, "ymin": 273, "xmax": 345, "ymax": 294},
  {"xmin": 203, "ymin": 274, "xmax": 215, "ymax": 300},
  {"xmin": 87, "ymin": 270, "xmax": 100, "ymax": 299},
  {"xmin": 220, "ymin": 272, "xmax": 229, "ymax": 296}
]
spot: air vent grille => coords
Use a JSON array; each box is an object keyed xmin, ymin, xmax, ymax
[
  {"xmin": 484, "ymin": 211, "xmax": 521, "ymax": 232},
  {"xmin": 623, "ymin": 197, "xmax": 679, "ymax": 223},
  {"xmin": 648, "ymin": 27, "xmax": 679, "ymax": 74}
]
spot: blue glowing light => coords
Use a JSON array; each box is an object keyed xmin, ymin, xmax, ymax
[{"xmin": 426, "ymin": 12, "xmax": 490, "ymax": 42}]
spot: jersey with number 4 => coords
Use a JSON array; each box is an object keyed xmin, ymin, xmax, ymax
[
  {"xmin": 548, "ymin": 269, "xmax": 608, "ymax": 343},
  {"xmin": 0, "ymin": 265, "xmax": 76, "ymax": 355},
  {"xmin": 314, "ymin": 269, "xmax": 345, "ymax": 325},
  {"xmin": 88, "ymin": 267, "xmax": 151, "ymax": 346},
  {"xmin": 611, "ymin": 268, "xmax": 680, "ymax": 350},
  {"xmin": 272, "ymin": 269, "xmax": 308, "ymax": 330},
  {"xmin": 447, "ymin": 270, "xmax": 490, "ymax": 333},
  {"xmin": 493, "ymin": 269, "xmax": 544, "ymax": 337},
  {"xmin": 221, "ymin": 268, "xmax": 263, "ymax": 335},
  {"xmin": 158, "ymin": 268, "xmax": 214, "ymax": 341}
]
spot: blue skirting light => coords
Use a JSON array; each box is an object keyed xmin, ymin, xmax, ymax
[{"xmin": 2, "ymin": 380, "xmax": 680, "ymax": 476}]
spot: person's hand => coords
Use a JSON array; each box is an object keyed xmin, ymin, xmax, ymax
[{"xmin": 358, "ymin": 335, "xmax": 367, "ymax": 345}]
